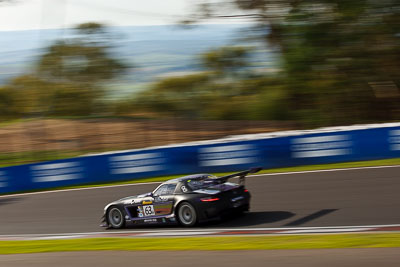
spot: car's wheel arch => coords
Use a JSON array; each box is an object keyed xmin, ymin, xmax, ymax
[
  {"xmin": 175, "ymin": 199, "xmax": 200, "ymax": 226},
  {"xmin": 106, "ymin": 204, "xmax": 126, "ymax": 229},
  {"xmin": 173, "ymin": 196, "xmax": 199, "ymax": 215}
]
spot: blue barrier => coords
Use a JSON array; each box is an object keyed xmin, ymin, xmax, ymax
[{"xmin": 1, "ymin": 124, "xmax": 400, "ymax": 194}]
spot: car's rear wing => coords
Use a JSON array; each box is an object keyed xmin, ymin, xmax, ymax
[{"xmin": 215, "ymin": 167, "xmax": 262, "ymax": 185}]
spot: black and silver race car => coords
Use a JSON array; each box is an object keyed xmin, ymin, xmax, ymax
[{"xmin": 101, "ymin": 167, "xmax": 261, "ymax": 228}]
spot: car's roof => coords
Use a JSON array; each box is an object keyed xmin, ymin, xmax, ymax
[{"xmin": 163, "ymin": 174, "xmax": 211, "ymax": 184}]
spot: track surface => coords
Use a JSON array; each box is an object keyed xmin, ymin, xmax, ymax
[
  {"xmin": 1, "ymin": 166, "xmax": 400, "ymax": 235},
  {"xmin": 2, "ymin": 249, "xmax": 400, "ymax": 267}
]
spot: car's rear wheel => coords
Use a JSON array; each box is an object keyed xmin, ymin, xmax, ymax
[
  {"xmin": 177, "ymin": 202, "xmax": 197, "ymax": 227},
  {"xmin": 107, "ymin": 206, "xmax": 125, "ymax": 229}
]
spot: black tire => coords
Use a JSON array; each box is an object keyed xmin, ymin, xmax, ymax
[
  {"xmin": 177, "ymin": 202, "xmax": 197, "ymax": 227},
  {"xmin": 107, "ymin": 206, "xmax": 125, "ymax": 229}
]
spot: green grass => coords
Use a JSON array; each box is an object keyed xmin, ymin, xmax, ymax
[
  {"xmin": 0, "ymin": 151, "xmax": 82, "ymax": 168},
  {"xmin": 1, "ymin": 233, "xmax": 400, "ymax": 254}
]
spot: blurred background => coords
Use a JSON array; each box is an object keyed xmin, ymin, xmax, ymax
[{"xmin": 0, "ymin": 0, "xmax": 399, "ymax": 166}]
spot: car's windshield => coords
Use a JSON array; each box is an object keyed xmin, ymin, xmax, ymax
[{"xmin": 186, "ymin": 175, "xmax": 218, "ymax": 190}]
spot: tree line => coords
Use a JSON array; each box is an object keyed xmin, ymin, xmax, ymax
[{"xmin": 1, "ymin": 0, "xmax": 400, "ymax": 128}]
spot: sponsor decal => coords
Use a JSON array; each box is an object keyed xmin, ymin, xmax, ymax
[
  {"xmin": 142, "ymin": 200, "xmax": 153, "ymax": 205},
  {"xmin": 291, "ymin": 135, "xmax": 352, "ymax": 158},
  {"xmin": 31, "ymin": 162, "xmax": 83, "ymax": 183},
  {"xmin": 144, "ymin": 218, "xmax": 157, "ymax": 223},
  {"xmin": 109, "ymin": 153, "xmax": 165, "ymax": 175},
  {"xmin": 0, "ymin": 171, "xmax": 9, "ymax": 188},
  {"xmin": 156, "ymin": 196, "xmax": 169, "ymax": 202},
  {"xmin": 389, "ymin": 130, "xmax": 400, "ymax": 151},
  {"xmin": 198, "ymin": 144, "xmax": 258, "ymax": 166},
  {"xmin": 137, "ymin": 206, "xmax": 143, "ymax": 217},
  {"xmin": 154, "ymin": 204, "xmax": 171, "ymax": 216}
]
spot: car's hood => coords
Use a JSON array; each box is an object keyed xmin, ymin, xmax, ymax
[
  {"xmin": 115, "ymin": 192, "xmax": 152, "ymax": 203},
  {"xmin": 104, "ymin": 192, "xmax": 152, "ymax": 212}
]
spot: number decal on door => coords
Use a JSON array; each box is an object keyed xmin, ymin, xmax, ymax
[{"xmin": 143, "ymin": 205, "xmax": 155, "ymax": 216}]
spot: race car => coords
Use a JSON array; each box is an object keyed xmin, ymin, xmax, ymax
[{"xmin": 101, "ymin": 167, "xmax": 262, "ymax": 228}]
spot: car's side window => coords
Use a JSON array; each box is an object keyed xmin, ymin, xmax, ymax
[
  {"xmin": 154, "ymin": 184, "xmax": 176, "ymax": 196},
  {"xmin": 165, "ymin": 184, "xmax": 177, "ymax": 195}
]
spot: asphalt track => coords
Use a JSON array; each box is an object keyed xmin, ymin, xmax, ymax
[
  {"xmin": 0, "ymin": 166, "xmax": 400, "ymax": 235},
  {"xmin": 2, "ymin": 249, "xmax": 400, "ymax": 267}
]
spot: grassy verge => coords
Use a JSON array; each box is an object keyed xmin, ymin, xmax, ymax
[
  {"xmin": 0, "ymin": 151, "xmax": 82, "ymax": 168},
  {"xmin": 1, "ymin": 233, "xmax": 400, "ymax": 254}
]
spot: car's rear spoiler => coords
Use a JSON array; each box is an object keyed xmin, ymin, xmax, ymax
[{"xmin": 215, "ymin": 167, "xmax": 262, "ymax": 185}]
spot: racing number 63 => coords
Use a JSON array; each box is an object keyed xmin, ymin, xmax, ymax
[{"xmin": 143, "ymin": 205, "xmax": 155, "ymax": 216}]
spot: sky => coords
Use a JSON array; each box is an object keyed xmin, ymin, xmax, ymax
[{"xmin": 0, "ymin": 0, "xmax": 201, "ymax": 31}]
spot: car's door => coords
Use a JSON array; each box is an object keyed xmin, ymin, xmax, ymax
[
  {"xmin": 152, "ymin": 183, "xmax": 176, "ymax": 216},
  {"xmin": 136, "ymin": 195, "xmax": 157, "ymax": 218}
]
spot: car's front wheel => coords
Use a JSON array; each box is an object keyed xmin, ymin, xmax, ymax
[
  {"xmin": 107, "ymin": 206, "xmax": 125, "ymax": 229},
  {"xmin": 177, "ymin": 202, "xmax": 197, "ymax": 227}
]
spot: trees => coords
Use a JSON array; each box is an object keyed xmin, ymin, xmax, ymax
[
  {"xmin": 134, "ymin": 46, "xmax": 260, "ymax": 119},
  {"xmin": 1, "ymin": 75, "xmax": 53, "ymax": 116},
  {"xmin": 0, "ymin": 22, "xmax": 127, "ymax": 120},
  {"xmin": 37, "ymin": 23, "xmax": 125, "ymax": 84},
  {"xmin": 135, "ymin": 73, "xmax": 211, "ymax": 118},
  {"xmin": 132, "ymin": 43, "xmax": 295, "ymax": 121},
  {"xmin": 201, "ymin": 46, "xmax": 250, "ymax": 77},
  {"xmin": 36, "ymin": 23, "xmax": 127, "ymax": 116},
  {"xmin": 187, "ymin": 0, "xmax": 400, "ymax": 126},
  {"xmin": 0, "ymin": 86, "xmax": 18, "ymax": 119}
]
